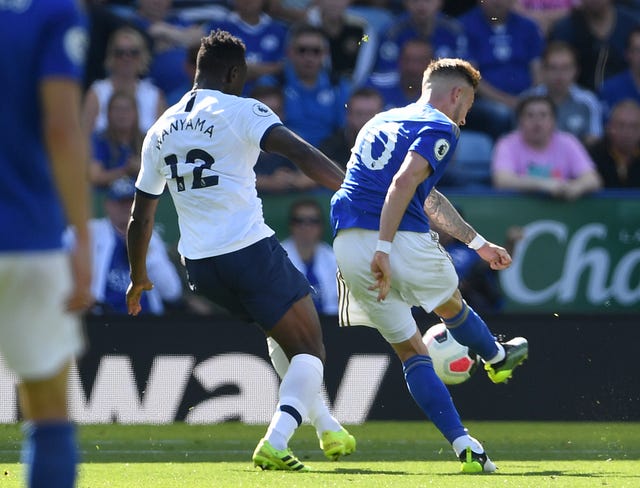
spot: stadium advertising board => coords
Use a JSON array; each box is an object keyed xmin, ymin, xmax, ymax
[
  {"xmin": 255, "ymin": 192, "xmax": 640, "ymax": 313},
  {"xmin": 0, "ymin": 314, "xmax": 637, "ymax": 424},
  {"xmin": 102, "ymin": 191, "xmax": 640, "ymax": 313},
  {"xmin": 444, "ymin": 193, "xmax": 640, "ymax": 312}
]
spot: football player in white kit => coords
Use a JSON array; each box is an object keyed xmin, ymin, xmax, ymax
[
  {"xmin": 126, "ymin": 30, "xmax": 353, "ymax": 471},
  {"xmin": 331, "ymin": 58, "xmax": 529, "ymax": 473}
]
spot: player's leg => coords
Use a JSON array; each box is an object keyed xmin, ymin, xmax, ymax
[
  {"xmin": 190, "ymin": 236, "xmax": 339, "ymax": 470},
  {"xmin": 0, "ymin": 254, "xmax": 83, "ymax": 488},
  {"xmin": 434, "ymin": 291, "xmax": 528, "ymax": 384},
  {"xmin": 334, "ymin": 230, "xmax": 494, "ymax": 472},
  {"xmin": 266, "ymin": 336, "xmax": 355, "ymax": 460},
  {"xmin": 19, "ymin": 363, "xmax": 77, "ymax": 488},
  {"xmin": 390, "ymin": 331, "xmax": 496, "ymax": 473},
  {"xmin": 251, "ymin": 295, "xmax": 324, "ymax": 471}
]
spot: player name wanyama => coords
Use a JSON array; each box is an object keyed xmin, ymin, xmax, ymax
[{"xmin": 155, "ymin": 117, "xmax": 214, "ymax": 150}]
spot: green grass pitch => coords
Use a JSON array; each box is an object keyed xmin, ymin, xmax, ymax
[{"xmin": 0, "ymin": 421, "xmax": 638, "ymax": 487}]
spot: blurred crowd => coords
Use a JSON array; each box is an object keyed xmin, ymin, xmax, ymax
[
  {"xmin": 85, "ymin": 0, "xmax": 640, "ymax": 198},
  {"xmin": 80, "ymin": 0, "xmax": 640, "ymax": 315}
]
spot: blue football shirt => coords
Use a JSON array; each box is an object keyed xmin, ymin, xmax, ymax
[
  {"xmin": 331, "ymin": 101, "xmax": 459, "ymax": 235},
  {"xmin": 0, "ymin": 0, "xmax": 87, "ymax": 252}
]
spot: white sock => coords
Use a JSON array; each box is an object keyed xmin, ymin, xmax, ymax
[
  {"xmin": 264, "ymin": 353, "xmax": 323, "ymax": 450},
  {"xmin": 452, "ymin": 435, "xmax": 484, "ymax": 457},
  {"xmin": 486, "ymin": 342, "xmax": 506, "ymax": 364},
  {"xmin": 267, "ymin": 338, "xmax": 341, "ymax": 436}
]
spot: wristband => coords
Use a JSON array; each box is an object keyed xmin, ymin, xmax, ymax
[
  {"xmin": 467, "ymin": 234, "xmax": 487, "ymax": 250},
  {"xmin": 376, "ymin": 239, "xmax": 393, "ymax": 254}
]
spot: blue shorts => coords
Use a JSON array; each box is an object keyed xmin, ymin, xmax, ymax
[{"xmin": 184, "ymin": 235, "xmax": 311, "ymax": 330}]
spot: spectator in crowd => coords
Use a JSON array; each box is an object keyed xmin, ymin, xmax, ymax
[
  {"xmin": 589, "ymin": 99, "xmax": 640, "ymax": 187},
  {"xmin": 599, "ymin": 27, "xmax": 640, "ymax": 117},
  {"xmin": 90, "ymin": 91, "xmax": 144, "ymax": 190},
  {"xmin": 82, "ymin": 26, "xmax": 167, "ymax": 135},
  {"xmin": 85, "ymin": 0, "xmax": 131, "ymax": 90},
  {"xmin": 281, "ymin": 199, "xmax": 339, "ymax": 315},
  {"xmin": 320, "ymin": 86, "xmax": 385, "ymax": 167},
  {"xmin": 514, "ymin": 0, "xmax": 576, "ymax": 36},
  {"xmin": 441, "ymin": 0, "xmax": 476, "ymax": 17},
  {"xmin": 208, "ymin": 0, "xmax": 288, "ymax": 96},
  {"xmin": 374, "ymin": 0, "xmax": 468, "ymax": 75},
  {"xmin": 461, "ymin": 0, "xmax": 545, "ymax": 141},
  {"xmin": 367, "ymin": 38, "xmax": 433, "ymax": 109},
  {"xmin": 130, "ymin": 0, "xmax": 205, "ymax": 95},
  {"xmin": 167, "ymin": 42, "xmax": 199, "ymax": 105},
  {"xmin": 492, "ymin": 95, "xmax": 603, "ymax": 200},
  {"xmin": 549, "ymin": 0, "xmax": 639, "ymax": 92},
  {"xmin": 306, "ymin": 0, "xmax": 378, "ymax": 88},
  {"xmin": 83, "ymin": 177, "xmax": 184, "ymax": 315},
  {"xmin": 265, "ymin": 0, "xmax": 313, "ymax": 23},
  {"xmin": 348, "ymin": 0, "xmax": 399, "ymax": 36},
  {"xmin": 257, "ymin": 23, "xmax": 351, "ymax": 147},
  {"xmin": 522, "ymin": 41, "xmax": 603, "ymax": 146},
  {"xmin": 251, "ymin": 85, "xmax": 320, "ymax": 193}
]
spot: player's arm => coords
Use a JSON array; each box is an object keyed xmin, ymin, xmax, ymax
[
  {"xmin": 424, "ymin": 188, "xmax": 512, "ymax": 270},
  {"xmin": 262, "ymin": 125, "xmax": 345, "ymax": 191},
  {"xmin": 371, "ymin": 150, "xmax": 431, "ymax": 301},
  {"xmin": 126, "ymin": 192, "xmax": 159, "ymax": 316},
  {"xmin": 42, "ymin": 79, "xmax": 94, "ymax": 312}
]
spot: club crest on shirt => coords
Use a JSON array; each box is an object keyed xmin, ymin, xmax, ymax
[
  {"xmin": 252, "ymin": 103, "xmax": 271, "ymax": 117},
  {"xmin": 434, "ymin": 138, "xmax": 450, "ymax": 161}
]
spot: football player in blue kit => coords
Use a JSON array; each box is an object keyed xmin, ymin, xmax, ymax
[
  {"xmin": 331, "ymin": 58, "xmax": 529, "ymax": 473},
  {"xmin": 126, "ymin": 30, "xmax": 354, "ymax": 471},
  {"xmin": 0, "ymin": 1, "xmax": 93, "ymax": 486}
]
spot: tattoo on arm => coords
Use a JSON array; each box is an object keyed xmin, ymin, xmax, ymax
[{"xmin": 423, "ymin": 189, "xmax": 476, "ymax": 244}]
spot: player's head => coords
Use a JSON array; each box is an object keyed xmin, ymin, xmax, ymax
[
  {"xmin": 194, "ymin": 29, "xmax": 247, "ymax": 95},
  {"xmin": 422, "ymin": 58, "xmax": 480, "ymax": 126},
  {"xmin": 105, "ymin": 177, "xmax": 136, "ymax": 235}
]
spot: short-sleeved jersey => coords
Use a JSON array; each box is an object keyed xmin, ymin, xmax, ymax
[
  {"xmin": 331, "ymin": 101, "xmax": 460, "ymax": 235},
  {"xmin": 492, "ymin": 130, "xmax": 597, "ymax": 180},
  {"xmin": 207, "ymin": 13, "xmax": 287, "ymax": 96},
  {"xmin": 599, "ymin": 71, "xmax": 640, "ymax": 118},
  {"xmin": 375, "ymin": 13, "xmax": 468, "ymax": 74},
  {"xmin": 461, "ymin": 7, "xmax": 543, "ymax": 96},
  {"xmin": 0, "ymin": 0, "xmax": 87, "ymax": 252},
  {"xmin": 136, "ymin": 90, "xmax": 282, "ymax": 259},
  {"xmin": 523, "ymin": 83, "xmax": 603, "ymax": 140}
]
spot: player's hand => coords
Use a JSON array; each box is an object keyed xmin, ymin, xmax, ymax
[
  {"xmin": 369, "ymin": 251, "xmax": 392, "ymax": 301},
  {"xmin": 67, "ymin": 232, "xmax": 94, "ymax": 312},
  {"xmin": 126, "ymin": 278, "xmax": 154, "ymax": 316},
  {"xmin": 477, "ymin": 242, "xmax": 512, "ymax": 270}
]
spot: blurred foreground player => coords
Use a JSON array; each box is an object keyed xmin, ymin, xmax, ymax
[
  {"xmin": 126, "ymin": 30, "xmax": 353, "ymax": 471},
  {"xmin": 0, "ymin": 1, "xmax": 93, "ymax": 487}
]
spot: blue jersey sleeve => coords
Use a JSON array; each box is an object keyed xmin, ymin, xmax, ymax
[
  {"xmin": 410, "ymin": 125, "xmax": 457, "ymax": 172},
  {"xmin": 39, "ymin": 1, "xmax": 87, "ymax": 81}
]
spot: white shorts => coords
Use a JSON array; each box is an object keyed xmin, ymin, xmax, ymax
[
  {"xmin": 334, "ymin": 228, "xmax": 458, "ymax": 344},
  {"xmin": 0, "ymin": 252, "xmax": 84, "ymax": 380}
]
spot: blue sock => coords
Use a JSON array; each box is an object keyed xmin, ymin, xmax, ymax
[
  {"xmin": 442, "ymin": 301, "xmax": 499, "ymax": 361},
  {"xmin": 403, "ymin": 355, "xmax": 467, "ymax": 443},
  {"xmin": 22, "ymin": 422, "xmax": 77, "ymax": 488}
]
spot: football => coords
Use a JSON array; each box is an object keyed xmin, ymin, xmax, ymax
[{"xmin": 422, "ymin": 323, "xmax": 479, "ymax": 385}]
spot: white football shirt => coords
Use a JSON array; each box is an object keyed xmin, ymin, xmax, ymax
[{"xmin": 137, "ymin": 89, "xmax": 281, "ymax": 259}]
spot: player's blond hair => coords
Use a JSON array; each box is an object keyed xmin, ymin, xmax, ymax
[{"xmin": 422, "ymin": 58, "xmax": 481, "ymax": 91}]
